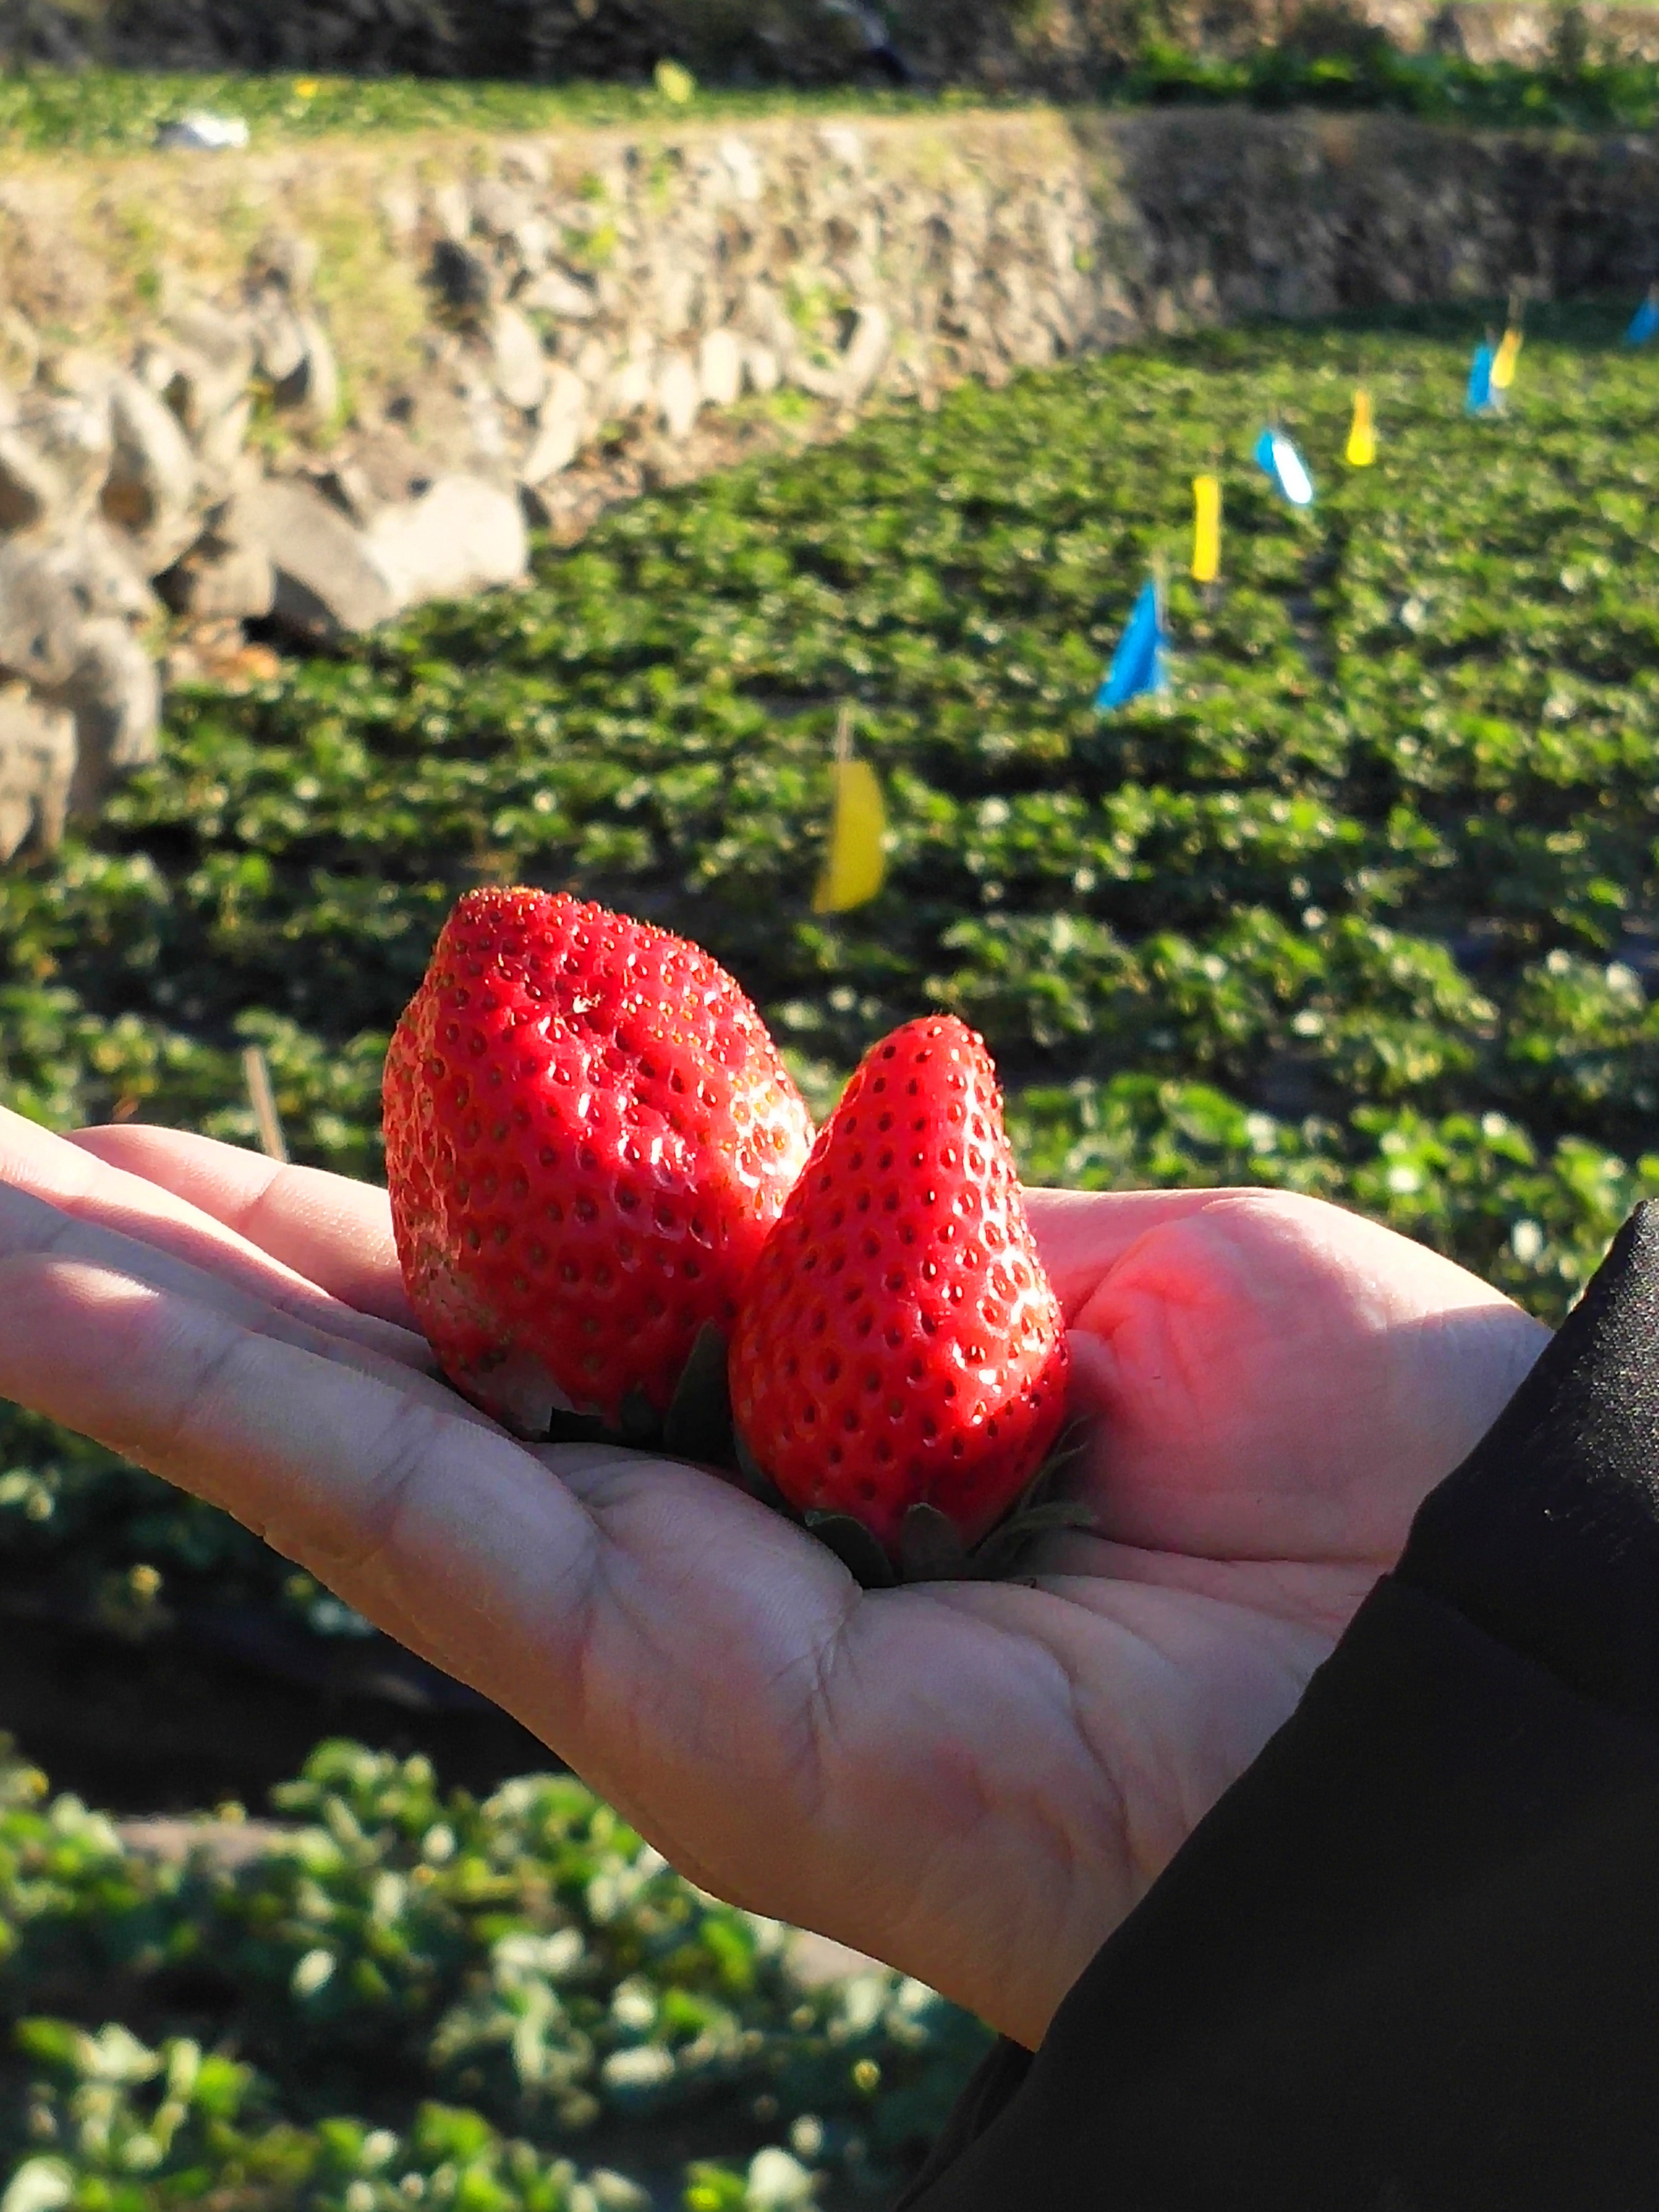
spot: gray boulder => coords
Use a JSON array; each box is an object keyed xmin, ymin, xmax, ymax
[
  {"xmin": 0, "ymin": 539, "xmax": 89, "ymax": 689},
  {"xmin": 490, "ymin": 306, "xmax": 549, "ymax": 413},
  {"xmin": 154, "ymin": 308, "xmax": 255, "ymax": 437},
  {"xmin": 40, "ymin": 522, "xmax": 161, "ymax": 626},
  {"xmin": 520, "ymin": 365, "xmax": 588, "ymax": 486},
  {"xmin": 0, "ymin": 391, "xmax": 113, "ymax": 533},
  {"xmin": 232, "ymin": 478, "xmax": 403, "ymax": 641},
  {"xmin": 103, "ymin": 373, "xmax": 199, "ymax": 575},
  {"xmin": 256, "ymin": 305, "xmax": 340, "ymax": 426},
  {"xmin": 365, "ymin": 474, "xmax": 528, "ymax": 608},
  {"xmin": 50, "ymin": 618, "xmax": 161, "ymax": 819},
  {"xmin": 0, "ymin": 689, "xmax": 75, "ymax": 862},
  {"xmin": 657, "ymin": 355, "xmax": 701, "ymax": 441},
  {"xmin": 159, "ymin": 536, "xmax": 275, "ymax": 623},
  {"xmin": 518, "ymin": 266, "xmax": 598, "ymax": 320}
]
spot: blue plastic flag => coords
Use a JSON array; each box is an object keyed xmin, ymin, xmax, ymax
[
  {"xmin": 1466, "ymin": 342, "xmax": 1498, "ymax": 415},
  {"xmin": 1253, "ymin": 428, "xmax": 1314, "ymax": 508},
  {"xmin": 1627, "ymin": 292, "xmax": 1659, "ymax": 346},
  {"xmin": 1096, "ymin": 578, "xmax": 1167, "ymax": 713}
]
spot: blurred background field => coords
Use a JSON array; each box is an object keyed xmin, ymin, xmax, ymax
[
  {"xmin": 14, "ymin": 46, "xmax": 1659, "ymax": 145},
  {"xmin": 9, "ymin": 296, "xmax": 1659, "ymax": 2200}
]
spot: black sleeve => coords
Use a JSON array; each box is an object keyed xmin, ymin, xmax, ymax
[{"xmin": 899, "ymin": 1204, "xmax": 1659, "ymax": 2212}]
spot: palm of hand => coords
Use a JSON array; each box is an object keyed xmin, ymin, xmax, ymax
[{"xmin": 0, "ymin": 1115, "xmax": 1545, "ymax": 2048}]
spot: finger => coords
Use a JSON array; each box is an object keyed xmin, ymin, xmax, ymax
[
  {"xmin": 2, "ymin": 1109, "xmax": 425, "ymax": 1364},
  {"xmin": 70, "ymin": 1120, "xmax": 415, "ymax": 1329},
  {"xmin": 0, "ymin": 1252, "xmax": 851, "ymax": 1811},
  {"xmin": 0, "ymin": 1189, "xmax": 492, "ymax": 1426},
  {"xmin": 1024, "ymin": 1185, "xmax": 1249, "ymax": 1315},
  {"xmin": 0, "ymin": 1249, "xmax": 585, "ymax": 1708}
]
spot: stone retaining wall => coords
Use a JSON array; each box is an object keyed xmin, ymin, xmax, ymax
[{"xmin": 3, "ymin": 104, "xmax": 1659, "ymax": 860}]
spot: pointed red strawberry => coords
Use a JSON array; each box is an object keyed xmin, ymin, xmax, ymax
[
  {"xmin": 729, "ymin": 1015, "xmax": 1070, "ymax": 1568},
  {"xmin": 383, "ymin": 888, "xmax": 814, "ymax": 1436}
]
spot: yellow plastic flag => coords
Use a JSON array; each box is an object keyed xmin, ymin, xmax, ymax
[
  {"xmin": 1491, "ymin": 327, "xmax": 1522, "ymax": 391},
  {"xmin": 1191, "ymin": 474, "xmax": 1221, "ymax": 584},
  {"xmin": 813, "ymin": 710, "xmax": 886, "ymax": 915},
  {"xmin": 1345, "ymin": 388, "xmax": 1376, "ymax": 468}
]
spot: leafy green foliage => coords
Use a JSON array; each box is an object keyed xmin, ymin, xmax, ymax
[
  {"xmin": 9, "ymin": 294, "xmax": 1659, "ymax": 2197},
  {"xmin": 0, "ymin": 72, "xmax": 941, "ymax": 154},
  {"xmin": 1116, "ymin": 36, "xmax": 1659, "ymax": 129},
  {"xmin": 13, "ymin": 50, "xmax": 1659, "ymax": 150},
  {"xmin": 0, "ymin": 1739, "xmax": 986, "ymax": 2205},
  {"xmin": 9, "ymin": 303, "xmax": 1659, "ymax": 1634}
]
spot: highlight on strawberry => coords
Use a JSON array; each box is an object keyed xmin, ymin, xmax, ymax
[
  {"xmin": 382, "ymin": 887, "xmax": 815, "ymax": 1442},
  {"xmin": 728, "ymin": 1015, "xmax": 1077, "ymax": 1587}
]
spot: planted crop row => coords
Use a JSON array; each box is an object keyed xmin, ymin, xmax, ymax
[
  {"xmin": 5, "ymin": 288, "xmax": 1658, "ymax": 2209},
  {"xmin": 9, "ymin": 300, "xmax": 1659, "ymax": 1640},
  {"xmin": 11, "ymin": 48, "xmax": 1659, "ymax": 150},
  {"xmin": 0, "ymin": 1736, "xmax": 985, "ymax": 2205},
  {"xmin": 9, "ymin": 304, "xmax": 1659, "ymax": 1635}
]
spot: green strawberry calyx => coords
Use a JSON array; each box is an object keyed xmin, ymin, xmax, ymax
[
  {"xmin": 526, "ymin": 1323, "xmax": 1093, "ymax": 1588},
  {"xmin": 737, "ymin": 1417, "xmax": 1095, "ymax": 1591}
]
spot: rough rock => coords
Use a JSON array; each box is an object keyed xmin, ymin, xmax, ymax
[
  {"xmin": 470, "ymin": 179, "xmax": 533, "ymax": 240},
  {"xmin": 496, "ymin": 142, "xmax": 550, "ymax": 189},
  {"xmin": 0, "ymin": 688, "xmax": 75, "ymax": 861},
  {"xmin": 512, "ymin": 217, "xmax": 556, "ymax": 275},
  {"xmin": 51, "ymin": 617, "xmax": 161, "ymax": 818},
  {"xmin": 430, "ymin": 181, "xmax": 472, "ymax": 245},
  {"xmin": 41, "ymin": 522, "xmax": 161, "ymax": 626},
  {"xmin": 376, "ymin": 183, "xmax": 420, "ymax": 245},
  {"xmin": 490, "ymin": 306, "xmax": 550, "ymax": 413},
  {"xmin": 328, "ymin": 424, "xmax": 435, "ymax": 515},
  {"xmin": 159, "ymin": 537, "xmax": 275, "ymax": 623},
  {"xmin": 275, "ymin": 313, "xmax": 341, "ymax": 426},
  {"xmin": 657, "ymin": 354, "xmax": 701, "ymax": 441},
  {"xmin": 817, "ymin": 126, "xmax": 866, "ymax": 173},
  {"xmin": 719, "ymin": 136, "xmax": 764, "ymax": 205},
  {"xmin": 155, "ymin": 111, "xmax": 249, "ymax": 152},
  {"xmin": 248, "ymin": 232, "xmax": 320, "ymax": 302},
  {"xmin": 612, "ymin": 351, "xmax": 656, "ymax": 418},
  {"xmin": 249, "ymin": 296, "xmax": 308, "ymax": 385},
  {"xmin": 233, "ymin": 478, "xmax": 404, "ymax": 641},
  {"xmin": 103, "ymin": 372, "xmax": 198, "ymax": 574},
  {"xmin": 154, "ymin": 307, "xmax": 255, "ymax": 435},
  {"xmin": 193, "ymin": 397, "xmax": 253, "ymax": 492},
  {"xmin": 699, "ymin": 328, "xmax": 743, "ymax": 409},
  {"xmin": 840, "ymin": 305, "xmax": 891, "ymax": 403},
  {"xmin": 520, "ymin": 365, "xmax": 589, "ymax": 485},
  {"xmin": 743, "ymin": 342, "xmax": 781, "ymax": 396},
  {"xmin": 517, "ymin": 267, "xmax": 598, "ymax": 320},
  {"xmin": 0, "ymin": 312, "xmax": 38, "ymax": 390},
  {"xmin": 0, "ymin": 392, "xmax": 112, "ymax": 532},
  {"xmin": 0, "ymin": 540, "xmax": 90, "ymax": 689},
  {"xmin": 365, "ymin": 475, "xmax": 528, "ymax": 608}
]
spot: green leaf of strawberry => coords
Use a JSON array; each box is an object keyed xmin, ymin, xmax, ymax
[
  {"xmin": 383, "ymin": 888, "xmax": 815, "ymax": 1435},
  {"xmin": 729, "ymin": 1014, "xmax": 1073, "ymax": 1573}
]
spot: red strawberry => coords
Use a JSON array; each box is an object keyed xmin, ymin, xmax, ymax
[
  {"xmin": 383, "ymin": 888, "xmax": 814, "ymax": 1436},
  {"xmin": 729, "ymin": 1014, "xmax": 1070, "ymax": 1566}
]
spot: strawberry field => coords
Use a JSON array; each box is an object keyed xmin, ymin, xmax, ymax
[{"xmin": 8, "ymin": 294, "xmax": 1659, "ymax": 2201}]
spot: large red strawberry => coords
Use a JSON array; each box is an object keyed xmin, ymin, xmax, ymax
[
  {"xmin": 383, "ymin": 888, "xmax": 814, "ymax": 1437},
  {"xmin": 729, "ymin": 1014, "xmax": 1070, "ymax": 1570}
]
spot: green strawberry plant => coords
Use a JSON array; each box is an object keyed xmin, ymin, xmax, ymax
[
  {"xmin": 10, "ymin": 295, "xmax": 1659, "ymax": 2197},
  {"xmin": 0, "ymin": 1739, "xmax": 988, "ymax": 2204}
]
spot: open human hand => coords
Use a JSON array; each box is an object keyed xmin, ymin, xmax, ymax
[{"xmin": 0, "ymin": 1105, "xmax": 1547, "ymax": 2048}]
